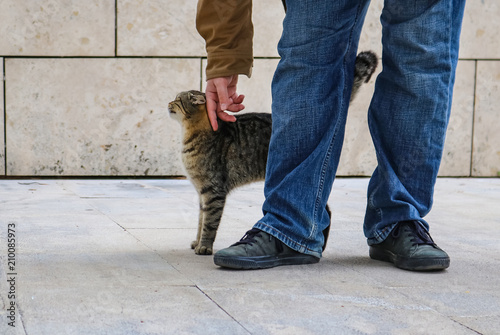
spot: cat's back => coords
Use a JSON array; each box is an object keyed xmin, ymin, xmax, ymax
[
  {"xmin": 181, "ymin": 112, "xmax": 272, "ymax": 189},
  {"xmin": 232, "ymin": 112, "xmax": 272, "ymax": 140},
  {"xmin": 220, "ymin": 112, "xmax": 272, "ymax": 153},
  {"xmin": 217, "ymin": 112, "xmax": 272, "ymax": 187},
  {"xmin": 234, "ymin": 112, "xmax": 272, "ymax": 125}
]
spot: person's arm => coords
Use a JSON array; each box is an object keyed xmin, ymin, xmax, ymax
[
  {"xmin": 196, "ymin": 0, "xmax": 253, "ymax": 79},
  {"xmin": 196, "ymin": 0, "xmax": 253, "ymax": 130}
]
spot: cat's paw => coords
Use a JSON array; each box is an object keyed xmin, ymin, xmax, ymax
[
  {"xmin": 192, "ymin": 239, "xmax": 213, "ymax": 254},
  {"xmin": 194, "ymin": 244, "xmax": 213, "ymax": 255}
]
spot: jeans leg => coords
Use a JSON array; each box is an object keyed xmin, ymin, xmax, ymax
[
  {"xmin": 254, "ymin": 0, "xmax": 371, "ymax": 257},
  {"xmin": 364, "ymin": 0, "xmax": 466, "ymax": 244}
]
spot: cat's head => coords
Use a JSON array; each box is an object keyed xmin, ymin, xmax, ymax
[{"xmin": 168, "ymin": 90, "xmax": 207, "ymax": 124}]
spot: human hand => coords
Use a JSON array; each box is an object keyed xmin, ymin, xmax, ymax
[{"xmin": 205, "ymin": 75, "xmax": 245, "ymax": 131}]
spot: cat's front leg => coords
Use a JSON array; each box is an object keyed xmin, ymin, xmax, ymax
[
  {"xmin": 194, "ymin": 191, "xmax": 227, "ymax": 255},
  {"xmin": 191, "ymin": 201, "xmax": 204, "ymax": 250}
]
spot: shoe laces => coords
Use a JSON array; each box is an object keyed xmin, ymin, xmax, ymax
[
  {"xmin": 232, "ymin": 228, "xmax": 284, "ymax": 252},
  {"xmin": 392, "ymin": 221, "xmax": 435, "ymax": 246}
]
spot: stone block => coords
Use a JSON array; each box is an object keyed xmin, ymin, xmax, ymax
[
  {"xmin": 0, "ymin": 0, "xmax": 115, "ymax": 56},
  {"xmin": 0, "ymin": 58, "xmax": 4, "ymax": 175},
  {"xmin": 238, "ymin": 59, "xmax": 279, "ymax": 113},
  {"xmin": 117, "ymin": 0, "xmax": 205, "ymax": 56},
  {"xmin": 5, "ymin": 58, "xmax": 200, "ymax": 176},
  {"xmin": 117, "ymin": 0, "xmax": 284, "ymax": 57},
  {"xmin": 459, "ymin": 1, "xmax": 500, "ymax": 59},
  {"xmin": 252, "ymin": 1, "xmax": 284, "ymax": 57},
  {"xmin": 358, "ymin": 0, "xmax": 383, "ymax": 57},
  {"xmin": 472, "ymin": 61, "xmax": 500, "ymax": 177},
  {"xmin": 439, "ymin": 61, "xmax": 475, "ymax": 177}
]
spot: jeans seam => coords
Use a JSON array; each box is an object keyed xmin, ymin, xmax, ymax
[{"xmin": 313, "ymin": 0, "xmax": 367, "ymax": 234}]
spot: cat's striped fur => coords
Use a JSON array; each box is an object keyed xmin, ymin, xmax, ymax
[{"xmin": 168, "ymin": 51, "xmax": 378, "ymax": 255}]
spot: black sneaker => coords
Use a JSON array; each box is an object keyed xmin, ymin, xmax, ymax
[
  {"xmin": 213, "ymin": 228, "xmax": 320, "ymax": 270},
  {"xmin": 369, "ymin": 220, "xmax": 450, "ymax": 271}
]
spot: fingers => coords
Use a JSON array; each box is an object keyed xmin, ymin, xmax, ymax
[
  {"xmin": 217, "ymin": 110, "xmax": 237, "ymax": 123},
  {"xmin": 225, "ymin": 94, "xmax": 245, "ymax": 112},
  {"xmin": 205, "ymin": 75, "xmax": 245, "ymax": 131},
  {"xmin": 232, "ymin": 94, "xmax": 245, "ymax": 105},
  {"xmin": 213, "ymin": 79, "xmax": 231, "ymax": 111},
  {"xmin": 206, "ymin": 98, "xmax": 220, "ymax": 131}
]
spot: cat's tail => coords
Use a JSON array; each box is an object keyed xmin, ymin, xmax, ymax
[{"xmin": 351, "ymin": 51, "xmax": 378, "ymax": 102}]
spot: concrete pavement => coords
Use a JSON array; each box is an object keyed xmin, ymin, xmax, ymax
[{"xmin": 0, "ymin": 178, "xmax": 499, "ymax": 334}]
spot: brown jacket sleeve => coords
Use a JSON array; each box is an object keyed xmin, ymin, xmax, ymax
[{"xmin": 196, "ymin": 0, "xmax": 253, "ymax": 80}]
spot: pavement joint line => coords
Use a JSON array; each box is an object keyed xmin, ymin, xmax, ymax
[{"xmin": 195, "ymin": 285, "xmax": 252, "ymax": 334}]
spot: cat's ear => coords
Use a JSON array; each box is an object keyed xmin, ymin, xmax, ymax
[{"xmin": 188, "ymin": 92, "xmax": 206, "ymax": 106}]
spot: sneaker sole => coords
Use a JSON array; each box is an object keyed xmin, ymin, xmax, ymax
[
  {"xmin": 213, "ymin": 254, "xmax": 320, "ymax": 270},
  {"xmin": 369, "ymin": 246, "xmax": 450, "ymax": 271}
]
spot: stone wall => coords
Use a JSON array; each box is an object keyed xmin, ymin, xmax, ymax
[{"xmin": 1, "ymin": 0, "xmax": 498, "ymax": 177}]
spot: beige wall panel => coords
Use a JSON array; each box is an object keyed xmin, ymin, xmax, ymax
[
  {"xmin": 252, "ymin": 1, "xmax": 284, "ymax": 57},
  {"xmin": 0, "ymin": 0, "xmax": 115, "ymax": 56},
  {"xmin": 460, "ymin": 1, "xmax": 500, "ymax": 60},
  {"xmin": 1, "ymin": 0, "xmax": 493, "ymax": 177},
  {"xmin": 5, "ymin": 58, "xmax": 200, "ymax": 176},
  {"xmin": 117, "ymin": 0, "xmax": 205, "ymax": 56},
  {"xmin": 472, "ymin": 61, "xmax": 500, "ymax": 177},
  {"xmin": 117, "ymin": 0, "xmax": 284, "ymax": 58},
  {"xmin": 237, "ymin": 59, "xmax": 279, "ymax": 113},
  {"xmin": 358, "ymin": 0, "xmax": 383, "ymax": 57},
  {"xmin": 439, "ymin": 61, "xmax": 475, "ymax": 177},
  {"xmin": 0, "ymin": 58, "xmax": 4, "ymax": 175}
]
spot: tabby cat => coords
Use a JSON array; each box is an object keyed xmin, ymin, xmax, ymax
[{"xmin": 168, "ymin": 51, "xmax": 378, "ymax": 255}]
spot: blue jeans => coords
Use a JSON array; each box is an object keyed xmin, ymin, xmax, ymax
[{"xmin": 253, "ymin": 0, "xmax": 466, "ymax": 258}]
